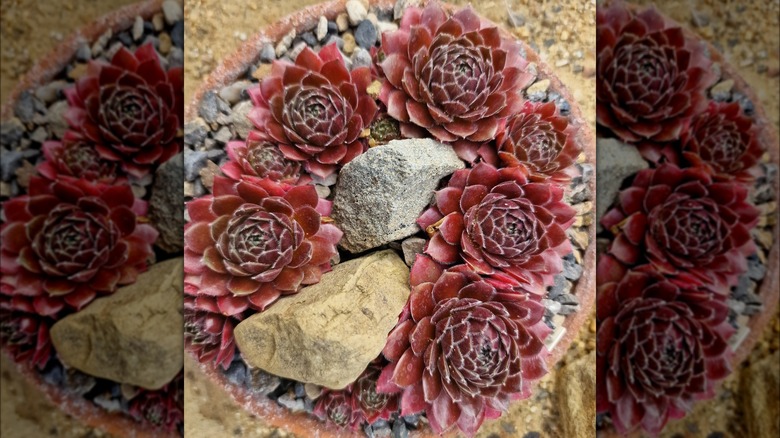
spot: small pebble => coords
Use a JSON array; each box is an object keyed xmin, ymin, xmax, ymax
[
  {"xmin": 104, "ymin": 42, "xmax": 123, "ymax": 61},
  {"xmin": 259, "ymin": 44, "xmax": 275, "ymax": 63},
  {"xmin": 315, "ymin": 184, "xmax": 330, "ymax": 199},
  {"xmin": 710, "ymin": 79, "xmax": 734, "ymax": 101},
  {"xmin": 184, "ymin": 149, "xmax": 208, "ymax": 181},
  {"xmin": 91, "ymin": 29, "xmax": 112, "ymax": 57},
  {"xmin": 184, "ymin": 119, "xmax": 209, "ymax": 146},
  {"xmin": 300, "ymin": 32, "xmax": 318, "ymax": 48},
  {"xmin": 276, "ymin": 29, "xmax": 296, "ymax": 57},
  {"xmin": 14, "ymin": 92, "xmax": 37, "ymax": 123},
  {"xmin": 346, "ymin": 0, "xmax": 368, "ymax": 26},
  {"xmin": 351, "ymin": 48, "xmax": 372, "ymax": 69},
  {"xmin": 526, "ymin": 79, "xmax": 550, "ymax": 101},
  {"xmin": 213, "ymin": 126, "xmax": 232, "ymax": 144},
  {"xmin": 152, "ymin": 13, "xmax": 165, "ymax": 31},
  {"xmin": 132, "ymin": 16, "xmax": 144, "ymax": 41},
  {"xmin": 75, "ymin": 42, "xmax": 91, "ymax": 62},
  {"xmin": 0, "ymin": 150, "xmax": 23, "ymax": 181},
  {"xmin": 159, "ymin": 33, "xmax": 172, "ymax": 55},
  {"xmin": 336, "ymin": 13, "xmax": 350, "ymax": 32},
  {"xmin": 376, "ymin": 21, "xmax": 398, "ymax": 34},
  {"xmin": 171, "ymin": 20, "xmax": 184, "ymax": 48},
  {"xmin": 30, "ymin": 126, "xmax": 48, "ymax": 144},
  {"xmin": 342, "ymin": 32, "xmax": 357, "ymax": 55},
  {"xmin": 288, "ymin": 42, "xmax": 307, "ymax": 61},
  {"xmin": 317, "ymin": 16, "xmax": 328, "ymax": 41},
  {"xmin": 355, "ymin": 19, "xmax": 378, "ymax": 49},
  {"xmin": 162, "ymin": 0, "xmax": 183, "ymax": 25},
  {"xmin": 35, "ymin": 80, "xmax": 67, "ymax": 104}
]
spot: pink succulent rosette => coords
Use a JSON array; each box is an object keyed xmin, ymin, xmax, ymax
[
  {"xmin": 639, "ymin": 101, "xmax": 764, "ymax": 182},
  {"xmin": 128, "ymin": 372, "xmax": 184, "ymax": 433},
  {"xmin": 418, "ymin": 162, "xmax": 576, "ymax": 293},
  {"xmin": 0, "ymin": 295, "xmax": 53, "ymax": 369},
  {"xmin": 596, "ymin": 259, "xmax": 734, "ymax": 435},
  {"xmin": 38, "ymin": 133, "xmax": 122, "ymax": 185},
  {"xmin": 247, "ymin": 44, "xmax": 378, "ymax": 180},
  {"xmin": 1, "ymin": 177, "xmax": 157, "ymax": 315},
  {"xmin": 596, "ymin": 2, "xmax": 716, "ymax": 143},
  {"xmin": 184, "ymin": 294, "xmax": 240, "ymax": 370},
  {"xmin": 376, "ymin": 255, "xmax": 550, "ymax": 436},
  {"xmin": 221, "ymin": 133, "xmax": 309, "ymax": 185},
  {"xmin": 377, "ymin": 2, "xmax": 533, "ymax": 143},
  {"xmin": 184, "ymin": 176, "xmax": 342, "ymax": 317},
  {"xmin": 64, "ymin": 43, "xmax": 183, "ymax": 178},
  {"xmin": 601, "ymin": 163, "xmax": 759, "ymax": 291}
]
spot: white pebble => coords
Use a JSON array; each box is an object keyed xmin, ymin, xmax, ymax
[
  {"xmin": 132, "ymin": 16, "xmax": 144, "ymax": 42},
  {"xmin": 162, "ymin": 0, "xmax": 183, "ymax": 25},
  {"xmin": 317, "ymin": 16, "xmax": 328, "ymax": 41},
  {"xmin": 346, "ymin": 0, "xmax": 368, "ymax": 26}
]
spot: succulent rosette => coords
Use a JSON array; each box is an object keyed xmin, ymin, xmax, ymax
[
  {"xmin": 63, "ymin": 43, "xmax": 183, "ymax": 178},
  {"xmin": 377, "ymin": 256, "xmax": 550, "ymax": 436},
  {"xmin": 639, "ymin": 101, "xmax": 764, "ymax": 181},
  {"xmin": 0, "ymin": 296, "xmax": 52, "ymax": 369},
  {"xmin": 247, "ymin": 43, "xmax": 378, "ymax": 179},
  {"xmin": 221, "ymin": 133, "xmax": 309, "ymax": 185},
  {"xmin": 129, "ymin": 373, "xmax": 184, "ymax": 433},
  {"xmin": 314, "ymin": 389, "xmax": 364, "ymax": 430},
  {"xmin": 377, "ymin": 2, "xmax": 533, "ymax": 143},
  {"xmin": 495, "ymin": 101, "xmax": 581, "ymax": 182},
  {"xmin": 184, "ymin": 294, "xmax": 240, "ymax": 370},
  {"xmin": 352, "ymin": 361, "xmax": 400, "ymax": 425},
  {"xmin": 1, "ymin": 177, "xmax": 157, "ymax": 315},
  {"xmin": 596, "ymin": 3, "xmax": 716, "ymax": 143},
  {"xmin": 37, "ymin": 134, "xmax": 122, "ymax": 184},
  {"xmin": 596, "ymin": 262, "xmax": 733, "ymax": 435},
  {"xmin": 601, "ymin": 164, "xmax": 759, "ymax": 290},
  {"xmin": 184, "ymin": 176, "xmax": 342, "ymax": 316},
  {"xmin": 418, "ymin": 162, "xmax": 576, "ymax": 292}
]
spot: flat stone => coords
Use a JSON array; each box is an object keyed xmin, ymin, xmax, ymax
[
  {"xmin": 235, "ymin": 250, "xmax": 410, "ymax": 389},
  {"xmin": 745, "ymin": 351, "xmax": 780, "ymax": 438},
  {"xmin": 162, "ymin": 0, "xmax": 183, "ymax": 25},
  {"xmin": 50, "ymin": 258, "xmax": 184, "ymax": 390},
  {"xmin": 132, "ymin": 16, "xmax": 144, "ymax": 41},
  {"xmin": 526, "ymin": 79, "xmax": 550, "ymax": 101},
  {"xmin": 401, "ymin": 237, "xmax": 426, "ymax": 267},
  {"xmin": 346, "ymin": 0, "xmax": 368, "ymax": 26},
  {"xmin": 149, "ymin": 153, "xmax": 184, "ymax": 253},
  {"xmin": 355, "ymin": 19, "xmax": 377, "ymax": 49},
  {"xmin": 332, "ymin": 138, "xmax": 464, "ymax": 253},
  {"xmin": 596, "ymin": 138, "xmax": 648, "ymax": 228},
  {"xmin": 557, "ymin": 351, "xmax": 596, "ymax": 437},
  {"xmin": 230, "ymin": 101, "xmax": 254, "ymax": 139},
  {"xmin": 317, "ymin": 16, "xmax": 328, "ymax": 41}
]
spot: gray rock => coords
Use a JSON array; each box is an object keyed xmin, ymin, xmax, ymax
[
  {"xmin": 50, "ymin": 258, "xmax": 184, "ymax": 390},
  {"xmin": 162, "ymin": 0, "xmax": 183, "ymax": 25},
  {"xmin": 14, "ymin": 91, "xmax": 37, "ymax": 123},
  {"xmin": 29, "ymin": 126, "xmax": 47, "ymax": 144},
  {"xmin": 0, "ymin": 118, "xmax": 25, "ymax": 147},
  {"xmin": 401, "ymin": 237, "xmax": 426, "ymax": 267},
  {"xmin": 184, "ymin": 149, "xmax": 208, "ymax": 181},
  {"xmin": 317, "ymin": 16, "xmax": 328, "ymax": 41},
  {"xmin": 315, "ymin": 184, "xmax": 330, "ymax": 199},
  {"xmin": 259, "ymin": 43, "xmax": 276, "ymax": 63},
  {"xmin": 325, "ymin": 35, "xmax": 345, "ymax": 51},
  {"xmin": 213, "ymin": 126, "xmax": 232, "ymax": 144},
  {"xmin": 230, "ymin": 101, "xmax": 254, "ymax": 139},
  {"xmin": 132, "ymin": 16, "xmax": 144, "ymax": 41},
  {"xmin": 149, "ymin": 153, "xmax": 184, "ymax": 253},
  {"xmin": 346, "ymin": 0, "xmax": 368, "ymax": 26},
  {"xmin": 277, "ymin": 392, "xmax": 306, "ymax": 412},
  {"xmin": 351, "ymin": 47, "xmax": 372, "ymax": 69},
  {"xmin": 1, "ymin": 150, "xmax": 23, "ymax": 181},
  {"xmin": 35, "ymin": 80, "xmax": 68, "ymax": 104},
  {"xmin": 275, "ymin": 29, "xmax": 296, "ymax": 57},
  {"xmin": 562, "ymin": 253, "xmax": 583, "ymax": 280},
  {"xmin": 199, "ymin": 91, "xmax": 231, "ymax": 124},
  {"xmin": 46, "ymin": 100, "xmax": 69, "ymax": 139},
  {"xmin": 747, "ymin": 254, "xmax": 766, "ymax": 280},
  {"xmin": 556, "ymin": 293, "xmax": 580, "ymax": 315},
  {"xmin": 596, "ymin": 138, "xmax": 648, "ymax": 228},
  {"xmin": 75, "ymin": 42, "xmax": 91, "ymax": 62},
  {"xmin": 542, "ymin": 298, "xmax": 562, "ymax": 315},
  {"xmin": 171, "ymin": 20, "xmax": 184, "ymax": 48},
  {"xmin": 392, "ymin": 420, "xmax": 409, "ymax": 438},
  {"xmin": 300, "ymin": 31, "xmax": 318, "ymax": 48},
  {"xmin": 184, "ymin": 118, "xmax": 209, "ymax": 147},
  {"xmin": 333, "ymin": 138, "xmax": 465, "ymax": 253},
  {"xmin": 219, "ymin": 80, "xmax": 251, "ymax": 105},
  {"xmin": 235, "ymin": 251, "xmax": 410, "ymax": 389},
  {"xmin": 168, "ymin": 47, "xmax": 184, "ymax": 68},
  {"xmin": 355, "ymin": 20, "xmax": 377, "ymax": 49}
]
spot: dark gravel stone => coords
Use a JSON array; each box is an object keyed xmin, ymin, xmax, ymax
[
  {"xmin": 300, "ymin": 31, "xmax": 318, "ymax": 47},
  {"xmin": 40, "ymin": 361, "xmax": 64, "ymax": 386},
  {"xmin": 355, "ymin": 19, "xmax": 378, "ymax": 49},
  {"xmin": 548, "ymin": 274, "xmax": 567, "ymax": 299},
  {"xmin": 557, "ymin": 293, "xmax": 580, "ymax": 315},
  {"xmin": 294, "ymin": 382, "xmax": 306, "ymax": 398},
  {"xmin": 579, "ymin": 163, "xmax": 593, "ymax": 183},
  {"xmin": 562, "ymin": 253, "xmax": 583, "ymax": 280},
  {"xmin": 75, "ymin": 43, "xmax": 92, "ymax": 62},
  {"xmin": 326, "ymin": 35, "xmax": 345, "ymax": 50},
  {"xmin": 742, "ymin": 291, "xmax": 763, "ymax": 315},
  {"xmin": 1, "ymin": 150, "xmax": 23, "ymax": 181},
  {"xmin": 259, "ymin": 43, "xmax": 276, "ymax": 63},
  {"xmin": 223, "ymin": 358, "xmax": 249, "ymax": 386},
  {"xmin": 14, "ymin": 91, "xmax": 37, "ymax": 123},
  {"xmin": 199, "ymin": 91, "xmax": 231, "ymax": 124},
  {"xmin": 548, "ymin": 91, "xmax": 571, "ymax": 115},
  {"xmin": 184, "ymin": 149, "xmax": 208, "ymax": 181},
  {"xmin": 171, "ymin": 20, "xmax": 184, "ymax": 48},
  {"xmin": 116, "ymin": 31, "xmax": 134, "ymax": 47},
  {"xmin": 747, "ymin": 253, "xmax": 766, "ymax": 280},
  {"xmin": 732, "ymin": 92, "xmax": 755, "ymax": 116},
  {"xmin": 732, "ymin": 274, "xmax": 751, "ymax": 300},
  {"xmin": 402, "ymin": 414, "xmax": 419, "ymax": 428},
  {"xmin": 392, "ymin": 419, "xmax": 408, "ymax": 438},
  {"xmin": 206, "ymin": 148, "xmax": 226, "ymax": 163},
  {"xmin": 327, "ymin": 21, "xmax": 339, "ymax": 35},
  {"xmin": 184, "ymin": 120, "xmax": 208, "ymax": 146},
  {"xmin": 0, "ymin": 119, "xmax": 25, "ymax": 146}
]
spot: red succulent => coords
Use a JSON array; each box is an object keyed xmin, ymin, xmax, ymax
[
  {"xmin": 377, "ymin": 256, "xmax": 550, "ymax": 436},
  {"xmin": 1, "ymin": 177, "xmax": 157, "ymax": 315},
  {"xmin": 596, "ymin": 261, "xmax": 733, "ymax": 435},
  {"xmin": 639, "ymin": 101, "xmax": 764, "ymax": 181},
  {"xmin": 352, "ymin": 362, "xmax": 399, "ymax": 425},
  {"xmin": 184, "ymin": 176, "xmax": 342, "ymax": 316},
  {"xmin": 314, "ymin": 389, "xmax": 364, "ymax": 429},
  {"xmin": 596, "ymin": 3, "xmax": 716, "ymax": 143},
  {"xmin": 129, "ymin": 372, "xmax": 184, "ymax": 432},
  {"xmin": 601, "ymin": 164, "xmax": 759, "ymax": 290},
  {"xmin": 221, "ymin": 133, "xmax": 309, "ymax": 185},
  {"xmin": 38, "ymin": 134, "xmax": 121, "ymax": 184},
  {"xmin": 417, "ymin": 162, "xmax": 575, "ymax": 293},
  {"xmin": 247, "ymin": 43, "xmax": 378, "ymax": 179},
  {"xmin": 184, "ymin": 294, "xmax": 239, "ymax": 370},
  {"xmin": 378, "ymin": 2, "xmax": 533, "ymax": 143},
  {"xmin": 0, "ymin": 296, "xmax": 52, "ymax": 369},
  {"xmin": 495, "ymin": 101, "xmax": 581, "ymax": 182},
  {"xmin": 64, "ymin": 43, "xmax": 183, "ymax": 178}
]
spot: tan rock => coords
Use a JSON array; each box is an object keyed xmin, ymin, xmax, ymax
[
  {"xmin": 51, "ymin": 258, "xmax": 184, "ymax": 390},
  {"xmin": 557, "ymin": 350, "xmax": 596, "ymax": 438},
  {"xmin": 743, "ymin": 350, "xmax": 780, "ymax": 438},
  {"xmin": 235, "ymin": 250, "xmax": 410, "ymax": 389}
]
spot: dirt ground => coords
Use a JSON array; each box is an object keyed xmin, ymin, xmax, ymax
[{"xmin": 0, "ymin": 0, "xmax": 778, "ymax": 437}]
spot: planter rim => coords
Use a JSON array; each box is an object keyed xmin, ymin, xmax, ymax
[
  {"xmin": 185, "ymin": 0, "xmax": 597, "ymax": 435},
  {"xmin": 1, "ymin": 1, "xmax": 180, "ymax": 437}
]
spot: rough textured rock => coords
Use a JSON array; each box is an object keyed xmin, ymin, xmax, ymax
[
  {"xmin": 50, "ymin": 258, "xmax": 184, "ymax": 390},
  {"xmin": 234, "ymin": 250, "xmax": 410, "ymax": 389},
  {"xmin": 149, "ymin": 153, "xmax": 184, "ymax": 253},
  {"xmin": 401, "ymin": 237, "xmax": 426, "ymax": 267},
  {"xmin": 743, "ymin": 351, "xmax": 780, "ymax": 438},
  {"xmin": 595, "ymin": 138, "xmax": 648, "ymax": 228},
  {"xmin": 332, "ymin": 138, "xmax": 464, "ymax": 253},
  {"xmin": 557, "ymin": 351, "xmax": 596, "ymax": 438}
]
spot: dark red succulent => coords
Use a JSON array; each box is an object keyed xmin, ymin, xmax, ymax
[
  {"xmin": 314, "ymin": 389, "xmax": 364, "ymax": 430},
  {"xmin": 417, "ymin": 162, "xmax": 575, "ymax": 293},
  {"xmin": 221, "ymin": 133, "xmax": 309, "ymax": 185},
  {"xmin": 494, "ymin": 101, "xmax": 581, "ymax": 182},
  {"xmin": 64, "ymin": 43, "xmax": 183, "ymax": 178},
  {"xmin": 184, "ymin": 176, "xmax": 342, "ymax": 316},
  {"xmin": 639, "ymin": 101, "xmax": 764, "ymax": 181},
  {"xmin": 247, "ymin": 43, "xmax": 378, "ymax": 179},
  {"xmin": 129, "ymin": 372, "xmax": 184, "ymax": 432},
  {"xmin": 601, "ymin": 164, "xmax": 759, "ymax": 290},
  {"xmin": 377, "ymin": 255, "xmax": 550, "ymax": 436},
  {"xmin": 596, "ymin": 260, "xmax": 733, "ymax": 435},
  {"xmin": 352, "ymin": 361, "xmax": 399, "ymax": 425},
  {"xmin": 0, "ymin": 296, "xmax": 52, "ymax": 369},
  {"xmin": 596, "ymin": 3, "xmax": 716, "ymax": 143},
  {"xmin": 377, "ymin": 2, "xmax": 533, "ymax": 143},
  {"xmin": 184, "ymin": 294, "xmax": 240, "ymax": 370},
  {"xmin": 1, "ymin": 177, "xmax": 157, "ymax": 315},
  {"xmin": 38, "ymin": 134, "xmax": 121, "ymax": 184}
]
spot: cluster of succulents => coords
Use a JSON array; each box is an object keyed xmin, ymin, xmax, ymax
[
  {"xmin": 596, "ymin": 3, "xmax": 765, "ymax": 435},
  {"xmin": 185, "ymin": 2, "xmax": 585, "ymax": 436},
  {"xmin": 1, "ymin": 42, "xmax": 183, "ymax": 431}
]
